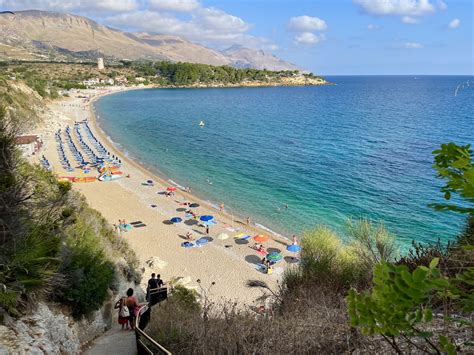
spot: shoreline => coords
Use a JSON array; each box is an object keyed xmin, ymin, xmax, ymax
[
  {"xmin": 37, "ymin": 85, "xmax": 298, "ymax": 305},
  {"xmin": 89, "ymin": 87, "xmax": 290, "ymax": 242}
]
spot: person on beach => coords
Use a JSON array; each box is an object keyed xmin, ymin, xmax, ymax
[
  {"xmin": 186, "ymin": 231, "xmax": 194, "ymax": 240},
  {"xmin": 206, "ymin": 225, "xmax": 210, "ymax": 235},
  {"xmin": 246, "ymin": 217, "xmax": 251, "ymax": 225},
  {"xmin": 113, "ymin": 223, "xmax": 118, "ymax": 233},
  {"xmin": 125, "ymin": 288, "xmax": 140, "ymax": 330},
  {"xmin": 118, "ymin": 220, "xmax": 123, "ymax": 232},
  {"xmin": 292, "ymin": 235, "xmax": 298, "ymax": 245},
  {"xmin": 114, "ymin": 296, "xmax": 130, "ymax": 330},
  {"xmin": 219, "ymin": 203, "xmax": 225, "ymax": 211}
]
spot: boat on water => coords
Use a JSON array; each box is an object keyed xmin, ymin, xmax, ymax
[{"xmin": 199, "ymin": 120, "xmax": 205, "ymax": 127}]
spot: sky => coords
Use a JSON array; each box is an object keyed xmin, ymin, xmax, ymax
[{"xmin": 1, "ymin": 0, "xmax": 472, "ymax": 75}]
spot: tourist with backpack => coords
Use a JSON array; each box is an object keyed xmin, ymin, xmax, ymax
[{"xmin": 114, "ymin": 295, "xmax": 130, "ymax": 330}]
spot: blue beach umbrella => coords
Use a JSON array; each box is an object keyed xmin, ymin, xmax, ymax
[
  {"xmin": 200, "ymin": 215, "xmax": 214, "ymax": 222},
  {"xmin": 266, "ymin": 252, "xmax": 283, "ymax": 263},
  {"xmin": 170, "ymin": 217, "xmax": 182, "ymax": 224},
  {"xmin": 287, "ymin": 244, "xmax": 301, "ymax": 253}
]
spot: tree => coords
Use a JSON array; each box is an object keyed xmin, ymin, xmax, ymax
[{"xmin": 430, "ymin": 143, "xmax": 474, "ymax": 214}]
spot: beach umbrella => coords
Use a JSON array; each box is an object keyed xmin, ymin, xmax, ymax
[
  {"xmin": 196, "ymin": 237, "xmax": 209, "ymax": 245},
  {"xmin": 253, "ymin": 234, "xmax": 269, "ymax": 243},
  {"xmin": 266, "ymin": 252, "xmax": 283, "ymax": 263},
  {"xmin": 287, "ymin": 244, "xmax": 301, "ymax": 253},
  {"xmin": 167, "ymin": 186, "xmax": 177, "ymax": 192},
  {"xmin": 189, "ymin": 203, "xmax": 200, "ymax": 208},
  {"xmin": 200, "ymin": 215, "xmax": 214, "ymax": 222},
  {"xmin": 170, "ymin": 217, "xmax": 182, "ymax": 224},
  {"xmin": 217, "ymin": 233, "xmax": 229, "ymax": 240}
]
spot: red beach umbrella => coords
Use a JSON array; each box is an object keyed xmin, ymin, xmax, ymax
[{"xmin": 253, "ymin": 234, "xmax": 269, "ymax": 243}]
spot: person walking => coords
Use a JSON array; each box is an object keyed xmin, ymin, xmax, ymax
[
  {"xmin": 125, "ymin": 288, "xmax": 140, "ymax": 330},
  {"xmin": 146, "ymin": 273, "xmax": 159, "ymax": 301},
  {"xmin": 114, "ymin": 295, "xmax": 130, "ymax": 330}
]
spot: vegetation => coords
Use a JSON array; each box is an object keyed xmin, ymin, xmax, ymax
[
  {"xmin": 0, "ymin": 61, "xmax": 325, "ymax": 97},
  {"xmin": 132, "ymin": 61, "xmax": 316, "ymax": 86},
  {"xmin": 0, "ymin": 80, "xmax": 140, "ymax": 319}
]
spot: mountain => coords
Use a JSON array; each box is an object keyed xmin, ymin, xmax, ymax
[
  {"xmin": 0, "ymin": 10, "xmax": 299, "ymax": 71},
  {"xmin": 223, "ymin": 45, "xmax": 299, "ymax": 71}
]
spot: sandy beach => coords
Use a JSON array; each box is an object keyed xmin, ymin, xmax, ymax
[{"xmin": 35, "ymin": 87, "xmax": 299, "ymax": 306}]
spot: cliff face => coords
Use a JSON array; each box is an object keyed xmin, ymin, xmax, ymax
[{"xmin": 0, "ymin": 10, "xmax": 300, "ymax": 71}]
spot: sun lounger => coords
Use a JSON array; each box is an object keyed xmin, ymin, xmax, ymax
[{"xmin": 132, "ymin": 223, "xmax": 146, "ymax": 228}]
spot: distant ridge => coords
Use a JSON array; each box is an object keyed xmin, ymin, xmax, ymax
[{"xmin": 0, "ymin": 10, "xmax": 300, "ymax": 71}]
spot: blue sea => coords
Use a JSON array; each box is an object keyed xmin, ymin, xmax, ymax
[{"xmin": 95, "ymin": 76, "xmax": 473, "ymax": 249}]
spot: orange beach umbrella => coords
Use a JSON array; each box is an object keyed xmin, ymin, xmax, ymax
[{"xmin": 253, "ymin": 234, "xmax": 269, "ymax": 243}]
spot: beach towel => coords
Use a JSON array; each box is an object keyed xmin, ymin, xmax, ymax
[
  {"xmin": 130, "ymin": 221, "xmax": 143, "ymax": 225},
  {"xmin": 133, "ymin": 223, "xmax": 147, "ymax": 228},
  {"xmin": 240, "ymin": 235, "xmax": 252, "ymax": 240},
  {"xmin": 123, "ymin": 224, "xmax": 132, "ymax": 231},
  {"xmin": 255, "ymin": 249, "xmax": 267, "ymax": 256},
  {"xmin": 181, "ymin": 241, "xmax": 195, "ymax": 248},
  {"xmin": 234, "ymin": 233, "xmax": 246, "ymax": 239}
]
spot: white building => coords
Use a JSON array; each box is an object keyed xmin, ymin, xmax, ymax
[{"xmin": 98, "ymin": 58, "xmax": 105, "ymax": 70}]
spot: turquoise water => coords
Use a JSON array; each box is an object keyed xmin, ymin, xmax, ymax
[{"xmin": 95, "ymin": 76, "xmax": 473, "ymax": 248}]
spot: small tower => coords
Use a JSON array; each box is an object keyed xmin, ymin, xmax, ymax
[{"xmin": 97, "ymin": 57, "xmax": 105, "ymax": 70}]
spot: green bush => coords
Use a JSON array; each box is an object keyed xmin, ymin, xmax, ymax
[
  {"xmin": 346, "ymin": 259, "xmax": 462, "ymax": 354},
  {"xmin": 299, "ymin": 225, "xmax": 361, "ymax": 289},
  {"xmin": 59, "ymin": 224, "xmax": 115, "ymax": 317},
  {"xmin": 346, "ymin": 218, "xmax": 398, "ymax": 269},
  {"xmin": 0, "ymin": 226, "xmax": 60, "ymax": 315},
  {"xmin": 296, "ymin": 219, "xmax": 397, "ymax": 292}
]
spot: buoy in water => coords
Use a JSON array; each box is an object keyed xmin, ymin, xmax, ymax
[{"xmin": 199, "ymin": 120, "xmax": 205, "ymax": 127}]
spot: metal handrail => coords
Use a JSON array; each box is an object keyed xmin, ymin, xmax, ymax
[{"xmin": 135, "ymin": 287, "xmax": 171, "ymax": 354}]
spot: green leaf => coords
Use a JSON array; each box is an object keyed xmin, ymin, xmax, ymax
[{"xmin": 429, "ymin": 258, "xmax": 439, "ymax": 269}]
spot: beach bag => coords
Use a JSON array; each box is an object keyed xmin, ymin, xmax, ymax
[{"xmin": 119, "ymin": 303, "xmax": 130, "ymax": 318}]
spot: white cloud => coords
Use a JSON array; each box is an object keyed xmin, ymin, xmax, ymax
[
  {"xmin": 106, "ymin": 9, "xmax": 278, "ymax": 50},
  {"xmin": 401, "ymin": 16, "xmax": 419, "ymax": 24},
  {"xmin": 288, "ymin": 15, "xmax": 327, "ymax": 46},
  {"xmin": 148, "ymin": 0, "xmax": 200, "ymax": 12},
  {"xmin": 448, "ymin": 18, "xmax": 460, "ymax": 29},
  {"xmin": 367, "ymin": 23, "xmax": 380, "ymax": 30},
  {"xmin": 438, "ymin": 0, "xmax": 447, "ymax": 10},
  {"xmin": 0, "ymin": 0, "xmax": 138, "ymax": 12},
  {"xmin": 194, "ymin": 7, "xmax": 250, "ymax": 33},
  {"xmin": 288, "ymin": 15, "xmax": 327, "ymax": 32},
  {"xmin": 294, "ymin": 32, "xmax": 322, "ymax": 45},
  {"xmin": 404, "ymin": 42, "xmax": 423, "ymax": 48},
  {"xmin": 353, "ymin": 0, "xmax": 435, "ymax": 17}
]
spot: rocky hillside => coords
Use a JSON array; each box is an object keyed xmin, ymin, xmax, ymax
[
  {"xmin": 223, "ymin": 45, "xmax": 299, "ymax": 71},
  {"xmin": 0, "ymin": 10, "xmax": 299, "ymax": 71}
]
